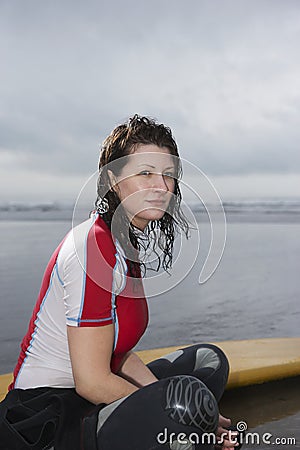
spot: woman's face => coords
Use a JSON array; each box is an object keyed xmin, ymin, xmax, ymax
[{"xmin": 110, "ymin": 144, "xmax": 176, "ymax": 230}]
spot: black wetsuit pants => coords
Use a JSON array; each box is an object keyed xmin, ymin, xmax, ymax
[
  {"xmin": 0, "ymin": 343, "xmax": 229, "ymax": 450},
  {"xmin": 87, "ymin": 343, "xmax": 229, "ymax": 450}
]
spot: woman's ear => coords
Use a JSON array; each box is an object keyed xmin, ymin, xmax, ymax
[{"xmin": 107, "ymin": 170, "xmax": 118, "ymax": 193}]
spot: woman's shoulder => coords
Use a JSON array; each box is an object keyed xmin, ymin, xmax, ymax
[
  {"xmin": 76, "ymin": 214, "xmax": 116, "ymax": 260},
  {"xmin": 70, "ymin": 213, "xmax": 112, "ymax": 242},
  {"xmin": 58, "ymin": 214, "xmax": 115, "ymax": 263}
]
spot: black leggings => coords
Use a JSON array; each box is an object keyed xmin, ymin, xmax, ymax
[
  {"xmin": 89, "ymin": 343, "xmax": 229, "ymax": 450},
  {"xmin": 0, "ymin": 343, "xmax": 229, "ymax": 450}
]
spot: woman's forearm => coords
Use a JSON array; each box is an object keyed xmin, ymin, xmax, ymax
[
  {"xmin": 76, "ymin": 371, "xmax": 139, "ymax": 405},
  {"xmin": 76, "ymin": 352, "xmax": 157, "ymax": 404},
  {"xmin": 118, "ymin": 351, "xmax": 158, "ymax": 387}
]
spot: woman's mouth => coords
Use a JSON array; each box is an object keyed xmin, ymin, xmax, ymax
[{"xmin": 146, "ymin": 199, "xmax": 167, "ymax": 207}]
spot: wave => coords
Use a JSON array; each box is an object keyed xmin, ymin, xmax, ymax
[
  {"xmin": 1, "ymin": 198, "xmax": 300, "ymax": 221},
  {"xmin": 0, "ymin": 201, "xmax": 64, "ymax": 212},
  {"xmin": 0, "ymin": 201, "xmax": 87, "ymax": 221},
  {"xmin": 188, "ymin": 198, "xmax": 300, "ymax": 215}
]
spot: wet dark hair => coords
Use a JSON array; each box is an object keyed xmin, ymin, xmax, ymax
[{"xmin": 95, "ymin": 114, "xmax": 189, "ymax": 276}]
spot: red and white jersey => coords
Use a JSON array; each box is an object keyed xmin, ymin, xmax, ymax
[{"xmin": 10, "ymin": 214, "xmax": 148, "ymax": 390}]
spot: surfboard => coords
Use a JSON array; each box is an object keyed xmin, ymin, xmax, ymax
[
  {"xmin": 137, "ymin": 337, "xmax": 300, "ymax": 388},
  {"xmin": 0, "ymin": 373, "xmax": 13, "ymax": 402},
  {"xmin": 1, "ymin": 337, "xmax": 300, "ymax": 402}
]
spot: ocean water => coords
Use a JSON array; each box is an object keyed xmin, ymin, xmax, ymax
[
  {"xmin": 1, "ymin": 199, "xmax": 300, "ymax": 443},
  {"xmin": 0, "ymin": 198, "xmax": 300, "ymax": 375}
]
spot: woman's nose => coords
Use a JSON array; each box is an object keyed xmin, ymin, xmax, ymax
[{"xmin": 152, "ymin": 173, "xmax": 169, "ymax": 191}]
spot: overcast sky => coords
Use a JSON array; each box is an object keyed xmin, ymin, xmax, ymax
[{"xmin": 1, "ymin": 0, "xmax": 300, "ymax": 202}]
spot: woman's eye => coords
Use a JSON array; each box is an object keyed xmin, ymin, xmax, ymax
[
  {"xmin": 163, "ymin": 172, "xmax": 174, "ymax": 178},
  {"xmin": 139, "ymin": 170, "xmax": 151, "ymax": 176}
]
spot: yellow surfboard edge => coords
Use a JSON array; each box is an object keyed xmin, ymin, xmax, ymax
[
  {"xmin": 1, "ymin": 338, "xmax": 300, "ymax": 402},
  {"xmin": 0, "ymin": 373, "xmax": 13, "ymax": 402},
  {"xmin": 137, "ymin": 337, "xmax": 300, "ymax": 389}
]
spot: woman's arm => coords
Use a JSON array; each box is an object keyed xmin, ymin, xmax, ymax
[
  {"xmin": 117, "ymin": 351, "xmax": 158, "ymax": 387},
  {"xmin": 67, "ymin": 324, "xmax": 139, "ymax": 405}
]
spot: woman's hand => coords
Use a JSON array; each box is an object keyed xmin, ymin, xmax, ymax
[{"xmin": 216, "ymin": 414, "xmax": 239, "ymax": 449}]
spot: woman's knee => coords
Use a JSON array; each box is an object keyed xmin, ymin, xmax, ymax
[
  {"xmin": 93, "ymin": 375, "xmax": 219, "ymax": 450},
  {"xmin": 189, "ymin": 343, "xmax": 229, "ymax": 375},
  {"xmin": 163, "ymin": 374, "xmax": 219, "ymax": 434}
]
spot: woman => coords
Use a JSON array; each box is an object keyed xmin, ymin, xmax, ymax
[{"xmin": 0, "ymin": 115, "xmax": 239, "ymax": 450}]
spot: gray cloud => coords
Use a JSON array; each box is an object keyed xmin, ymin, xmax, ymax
[{"xmin": 1, "ymin": 0, "xmax": 300, "ymax": 196}]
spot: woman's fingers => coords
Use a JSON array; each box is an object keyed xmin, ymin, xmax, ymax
[
  {"xmin": 217, "ymin": 414, "xmax": 241, "ymax": 448},
  {"xmin": 218, "ymin": 413, "xmax": 232, "ymax": 429}
]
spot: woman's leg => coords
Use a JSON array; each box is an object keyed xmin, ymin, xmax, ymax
[
  {"xmin": 83, "ymin": 344, "xmax": 229, "ymax": 450},
  {"xmin": 147, "ymin": 343, "xmax": 229, "ymax": 402},
  {"xmin": 90, "ymin": 374, "xmax": 219, "ymax": 450}
]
